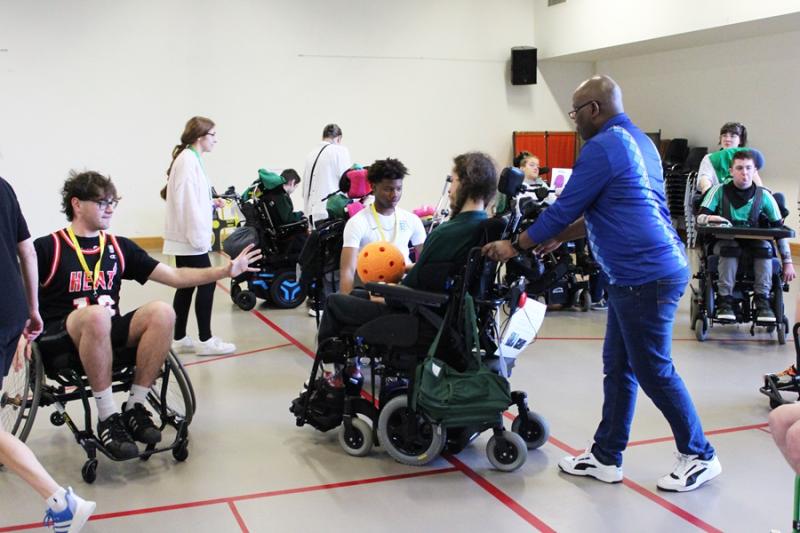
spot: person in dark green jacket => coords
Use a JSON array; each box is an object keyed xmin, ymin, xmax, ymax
[{"xmin": 262, "ymin": 169, "xmax": 304, "ymax": 225}]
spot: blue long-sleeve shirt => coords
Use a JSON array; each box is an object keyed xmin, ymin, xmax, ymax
[{"xmin": 526, "ymin": 113, "xmax": 687, "ymax": 286}]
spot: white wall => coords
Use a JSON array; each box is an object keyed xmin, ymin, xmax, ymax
[
  {"xmin": 0, "ymin": 0, "xmax": 590, "ymax": 239},
  {"xmin": 596, "ymin": 29, "xmax": 800, "ymax": 241},
  {"xmin": 535, "ymin": 0, "xmax": 800, "ymax": 59}
]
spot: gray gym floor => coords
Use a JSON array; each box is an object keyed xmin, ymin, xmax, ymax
[{"xmin": 1, "ymin": 251, "xmax": 797, "ymax": 533}]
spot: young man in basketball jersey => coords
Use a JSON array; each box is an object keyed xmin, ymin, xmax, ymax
[{"xmin": 34, "ymin": 171, "xmax": 260, "ymax": 460}]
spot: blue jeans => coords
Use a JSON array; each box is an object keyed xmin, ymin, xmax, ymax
[{"xmin": 591, "ymin": 267, "xmax": 715, "ymax": 466}]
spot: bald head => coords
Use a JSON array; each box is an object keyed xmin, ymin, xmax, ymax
[{"xmin": 571, "ymin": 75, "xmax": 624, "ymax": 140}]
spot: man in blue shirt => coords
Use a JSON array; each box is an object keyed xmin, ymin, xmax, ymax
[{"xmin": 484, "ymin": 76, "xmax": 720, "ymax": 492}]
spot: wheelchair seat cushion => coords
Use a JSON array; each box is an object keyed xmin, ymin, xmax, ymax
[
  {"xmin": 41, "ymin": 345, "xmax": 137, "ymax": 381},
  {"xmin": 354, "ymin": 314, "xmax": 420, "ymax": 348}
]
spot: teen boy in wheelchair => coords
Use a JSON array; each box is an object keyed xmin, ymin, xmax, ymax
[
  {"xmin": 696, "ymin": 150, "xmax": 795, "ymax": 322},
  {"xmin": 34, "ymin": 171, "xmax": 260, "ymax": 460}
]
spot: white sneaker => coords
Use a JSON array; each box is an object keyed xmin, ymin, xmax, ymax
[
  {"xmin": 558, "ymin": 448, "xmax": 623, "ymax": 483},
  {"xmin": 656, "ymin": 453, "xmax": 721, "ymax": 492},
  {"xmin": 43, "ymin": 487, "xmax": 96, "ymax": 533},
  {"xmin": 171, "ymin": 336, "xmax": 195, "ymax": 354},
  {"xmin": 195, "ymin": 336, "xmax": 236, "ymax": 356}
]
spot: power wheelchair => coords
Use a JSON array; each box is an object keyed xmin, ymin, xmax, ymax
[
  {"xmin": 760, "ymin": 323, "xmax": 800, "ymax": 408},
  {"xmin": 219, "ymin": 184, "xmax": 309, "ymax": 311},
  {"xmin": 0, "ymin": 343, "xmax": 195, "ymax": 483},
  {"xmin": 290, "ymin": 168, "xmax": 556, "ymax": 472}
]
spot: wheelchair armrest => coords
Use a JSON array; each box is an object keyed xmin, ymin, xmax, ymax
[
  {"xmin": 364, "ymin": 282, "xmax": 449, "ymax": 307},
  {"xmin": 277, "ymin": 218, "xmax": 309, "ymax": 234}
]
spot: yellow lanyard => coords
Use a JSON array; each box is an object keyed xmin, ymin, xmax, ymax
[
  {"xmin": 370, "ymin": 203, "xmax": 398, "ymax": 243},
  {"xmin": 67, "ymin": 226, "xmax": 106, "ymax": 297}
]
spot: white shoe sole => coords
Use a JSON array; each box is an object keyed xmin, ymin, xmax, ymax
[
  {"xmin": 68, "ymin": 500, "xmax": 96, "ymax": 533},
  {"xmin": 558, "ymin": 459, "xmax": 623, "ymax": 483},
  {"xmin": 657, "ymin": 461, "xmax": 722, "ymax": 492}
]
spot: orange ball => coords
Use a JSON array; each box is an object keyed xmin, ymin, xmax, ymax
[{"xmin": 357, "ymin": 241, "xmax": 406, "ymax": 284}]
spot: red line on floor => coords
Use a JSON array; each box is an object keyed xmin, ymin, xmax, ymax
[
  {"xmin": 446, "ymin": 455, "xmax": 556, "ymax": 532},
  {"xmin": 621, "ymin": 478, "xmax": 723, "ymax": 533},
  {"xmin": 228, "ymin": 501, "xmax": 250, "ymax": 533},
  {"xmin": 182, "ymin": 343, "xmax": 293, "ymax": 367},
  {"xmin": 216, "ymin": 282, "xmax": 315, "ymax": 358},
  {"xmin": 0, "ymin": 469, "xmax": 458, "ymax": 532}
]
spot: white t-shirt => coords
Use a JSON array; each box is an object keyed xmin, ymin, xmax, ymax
[
  {"xmin": 342, "ymin": 206, "xmax": 426, "ymax": 264},
  {"xmin": 302, "ymin": 141, "xmax": 352, "ymax": 222}
]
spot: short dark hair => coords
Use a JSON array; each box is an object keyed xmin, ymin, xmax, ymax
[
  {"xmin": 720, "ymin": 122, "xmax": 747, "ymax": 146},
  {"xmin": 367, "ymin": 158, "xmax": 408, "ymax": 185},
  {"xmin": 322, "ymin": 123, "xmax": 342, "ymax": 139},
  {"xmin": 61, "ymin": 170, "xmax": 118, "ymax": 221},
  {"xmin": 281, "ymin": 168, "xmax": 301, "ymax": 185},
  {"xmin": 513, "ymin": 151, "xmax": 538, "ymax": 168},
  {"xmin": 731, "ymin": 149, "xmax": 755, "ymax": 164},
  {"xmin": 451, "ymin": 152, "xmax": 497, "ymax": 216}
]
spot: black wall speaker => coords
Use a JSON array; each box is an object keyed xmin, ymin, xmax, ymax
[{"xmin": 511, "ymin": 46, "xmax": 537, "ymax": 85}]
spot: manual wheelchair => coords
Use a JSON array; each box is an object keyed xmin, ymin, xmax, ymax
[
  {"xmin": 689, "ymin": 223, "xmax": 794, "ymax": 344},
  {"xmin": 0, "ymin": 343, "xmax": 195, "ymax": 483}
]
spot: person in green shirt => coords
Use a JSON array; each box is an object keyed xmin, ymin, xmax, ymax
[{"xmin": 697, "ymin": 150, "xmax": 795, "ymax": 321}]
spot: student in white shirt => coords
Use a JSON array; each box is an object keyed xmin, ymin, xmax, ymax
[
  {"xmin": 302, "ymin": 124, "xmax": 352, "ymax": 224},
  {"xmin": 162, "ymin": 116, "xmax": 235, "ymax": 356},
  {"xmin": 339, "ymin": 158, "xmax": 426, "ymax": 294}
]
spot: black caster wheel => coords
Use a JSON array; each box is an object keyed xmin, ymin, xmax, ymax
[
  {"xmin": 511, "ymin": 411, "xmax": 550, "ymax": 450},
  {"xmin": 579, "ymin": 289, "xmax": 591, "ymax": 312},
  {"xmin": 173, "ymin": 441, "xmax": 189, "ymax": 462},
  {"xmin": 486, "ymin": 431, "xmax": 527, "ymax": 472},
  {"xmin": 81, "ymin": 459, "xmax": 98, "ymax": 484},
  {"xmin": 50, "ymin": 412, "xmax": 66, "ymax": 426},
  {"xmin": 694, "ymin": 316, "xmax": 709, "ymax": 342},
  {"xmin": 234, "ymin": 290, "xmax": 257, "ymax": 311}
]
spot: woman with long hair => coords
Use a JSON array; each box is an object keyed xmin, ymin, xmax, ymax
[{"xmin": 163, "ymin": 116, "xmax": 235, "ymax": 356}]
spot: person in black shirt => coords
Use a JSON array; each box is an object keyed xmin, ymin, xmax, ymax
[
  {"xmin": 0, "ymin": 177, "xmax": 96, "ymax": 531},
  {"xmin": 35, "ymin": 171, "xmax": 260, "ymax": 460}
]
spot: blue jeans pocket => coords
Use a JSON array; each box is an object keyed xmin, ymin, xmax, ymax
[{"xmin": 656, "ymin": 278, "xmax": 686, "ymax": 306}]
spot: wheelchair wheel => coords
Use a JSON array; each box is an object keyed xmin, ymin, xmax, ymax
[
  {"xmin": 487, "ymin": 430, "xmax": 528, "ymax": 472},
  {"xmin": 147, "ymin": 351, "xmax": 195, "ymax": 427},
  {"xmin": 0, "ymin": 345, "xmax": 42, "ymax": 442},
  {"xmin": 778, "ymin": 316, "xmax": 788, "ymax": 345},
  {"xmin": 511, "ymin": 411, "xmax": 550, "ymax": 450},
  {"xmin": 579, "ymin": 289, "xmax": 591, "ymax": 312},
  {"xmin": 234, "ymin": 289, "xmax": 257, "ymax": 311},
  {"xmin": 377, "ymin": 395, "xmax": 446, "ymax": 466},
  {"xmin": 269, "ymin": 271, "xmax": 306, "ymax": 309},
  {"xmin": 694, "ymin": 316, "xmax": 709, "ymax": 342},
  {"xmin": 338, "ymin": 416, "xmax": 373, "ymax": 457}
]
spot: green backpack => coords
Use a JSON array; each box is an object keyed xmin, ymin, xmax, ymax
[{"xmin": 413, "ymin": 293, "xmax": 511, "ymax": 428}]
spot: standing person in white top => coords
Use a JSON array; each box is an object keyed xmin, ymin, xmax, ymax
[
  {"xmin": 339, "ymin": 158, "xmax": 426, "ymax": 294},
  {"xmin": 162, "ymin": 116, "xmax": 235, "ymax": 356},
  {"xmin": 302, "ymin": 124, "xmax": 352, "ymax": 224}
]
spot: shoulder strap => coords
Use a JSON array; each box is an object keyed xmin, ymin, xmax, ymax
[
  {"xmin": 750, "ymin": 186, "xmax": 764, "ymax": 227},
  {"xmin": 307, "ymin": 144, "xmax": 330, "ymax": 202}
]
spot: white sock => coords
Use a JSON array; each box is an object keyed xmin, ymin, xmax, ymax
[
  {"xmin": 126, "ymin": 384, "xmax": 149, "ymax": 411},
  {"xmin": 47, "ymin": 487, "xmax": 67, "ymax": 512},
  {"xmin": 93, "ymin": 386, "xmax": 118, "ymax": 421}
]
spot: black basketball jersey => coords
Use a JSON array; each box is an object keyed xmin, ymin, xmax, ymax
[{"xmin": 34, "ymin": 229, "xmax": 159, "ymax": 324}]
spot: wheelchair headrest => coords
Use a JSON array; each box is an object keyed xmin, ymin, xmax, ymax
[
  {"xmin": 684, "ymin": 147, "xmax": 708, "ymax": 172},
  {"xmin": 498, "ymin": 167, "xmax": 525, "ymax": 197},
  {"xmin": 339, "ymin": 168, "xmax": 371, "ymax": 199},
  {"xmin": 664, "ymin": 138, "xmax": 689, "ymax": 167}
]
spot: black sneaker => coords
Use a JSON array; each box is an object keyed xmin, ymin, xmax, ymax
[
  {"xmin": 97, "ymin": 413, "xmax": 139, "ymax": 459},
  {"xmin": 122, "ymin": 403, "xmax": 162, "ymax": 444},
  {"xmin": 753, "ymin": 294, "xmax": 776, "ymax": 323},
  {"xmin": 715, "ymin": 296, "xmax": 736, "ymax": 321}
]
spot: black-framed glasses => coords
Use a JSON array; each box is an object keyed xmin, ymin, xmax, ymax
[
  {"xmin": 92, "ymin": 198, "xmax": 119, "ymax": 210},
  {"xmin": 568, "ymin": 100, "xmax": 596, "ymax": 120}
]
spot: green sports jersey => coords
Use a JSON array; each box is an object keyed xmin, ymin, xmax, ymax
[{"xmin": 700, "ymin": 183, "xmax": 781, "ymax": 227}]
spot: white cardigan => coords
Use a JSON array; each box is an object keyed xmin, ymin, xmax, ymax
[{"xmin": 163, "ymin": 149, "xmax": 213, "ymax": 256}]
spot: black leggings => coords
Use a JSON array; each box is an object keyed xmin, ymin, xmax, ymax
[{"xmin": 173, "ymin": 254, "xmax": 215, "ymax": 342}]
